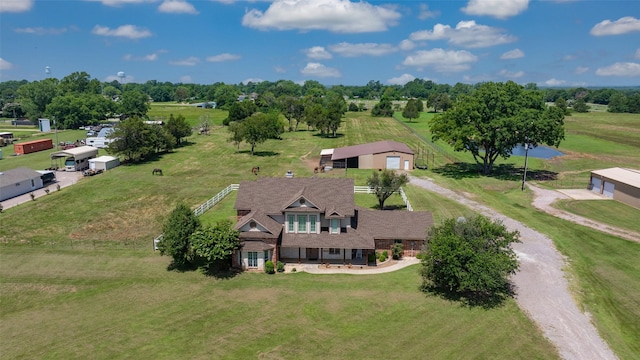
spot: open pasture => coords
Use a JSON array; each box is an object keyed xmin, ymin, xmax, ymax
[{"xmin": 1, "ymin": 104, "xmax": 639, "ymax": 359}]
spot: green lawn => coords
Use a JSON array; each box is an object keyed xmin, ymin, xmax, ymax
[
  {"xmin": 555, "ymin": 199, "xmax": 640, "ymax": 234},
  {"xmin": 0, "ymin": 249, "xmax": 558, "ymax": 360},
  {"xmin": 1, "ymin": 106, "xmax": 639, "ymax": 359}
]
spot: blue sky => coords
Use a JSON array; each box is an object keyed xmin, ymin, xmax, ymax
[{"xmin": 1, "ymin": 0, "xmax": 639, "ymax": 87}]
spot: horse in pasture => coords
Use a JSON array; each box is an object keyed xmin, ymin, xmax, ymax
[
  {"xmin": 252, "ymin": 166, "xmax": 260, "ymax": 175},
  {"xmin": 152, "ymin": 168, "xmax": 163, "ymax": 176}
]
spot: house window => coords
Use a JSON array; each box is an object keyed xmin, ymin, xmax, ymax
[
  {"xmin": 248, "ymin": 252, "xmax": 258, "ymax": 268},
  {"xmin": 331, "ymin": 219, "xmax": 340, "ymax": 234},
  {"xmin": 264, "ymin": 250, "xmax": 269, "ymax": 262},
  {"xmin": 287, "ymin": 215, "xmax": 295, "ymax": 233},
  {"xmin": 31, "ymin": 179, "xmax": 35, "ymax": 187},
  {"xmin": 297, "ymin": 215, "xmax": 307, "ymax": 232},
  {"xmin": 329, "ymin": 248, "xmax": 340, "ymax": 255},
  {"xmin": 309, "ymin": 215, "xmax": 317, "ymax": 233}
]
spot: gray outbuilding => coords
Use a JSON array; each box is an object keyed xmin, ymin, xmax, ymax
[
  {"xmin": 89, "ymin": 156, "xmax": 120, "ymax": 171},
  {"xmin": 0, "ymin": 167, "xmax": 44, "ymax": 201},
  {"xmin": 590, "ymin": 167, "xmax": 640, "ymax": 209}
]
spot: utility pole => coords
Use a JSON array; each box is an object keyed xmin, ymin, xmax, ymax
[
  {"xmin": 521, "ymin": 142, "xmax": 529, "ymax": 191},
  {"xmin": 53, "ymin": 116, "xmax": 59, "ymax": 149}
]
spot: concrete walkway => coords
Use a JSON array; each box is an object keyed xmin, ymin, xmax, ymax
[{"xmin": 295, "ymin": 257, "xmax": 420, "ymax": 275}]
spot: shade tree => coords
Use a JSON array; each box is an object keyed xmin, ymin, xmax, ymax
[{"xmin": 366, "ymin": 170, "xmax": 409, "ymax": 210}]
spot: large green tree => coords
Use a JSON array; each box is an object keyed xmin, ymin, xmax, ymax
[
  {"xmin": 16, "ymin": 78, "xmax": 59, "ymax": 120},
  {"xmin": 371, "ymin": 96, "xmax": 394, "ymax": 117},
  {"xmin": 190, "ymin": 220, "xmax": 240, "ymax": 272},
  {"xmin": 402, "ymin": 99, "xmax": 419, "ymax": 122},
  {"xmin": 430, "ymin": 81, "xmax": 565, "ymax": 175},
  {"xmin": 366, "ymin": 170, "xmax": 409, "ymax": 210},
  {"xmin": 46, "ymin": 93, "xmax": 115, "ymax": 129},
  {"xmin": 165, "ymin": 113, "xmax": 192, "ymax": 145},
  {"xmin": 157, "ymin": 203, "xmax": 201, "ymax": 268},
  {"xmin": 420, "ymin": 215, "xmax": 520, "ymax": 303},
  {"xmin": 235, "ymin": 112, "xmax": 283, "ymax": 155},
  {"xmin": 119, "ymin": 90, "xmax": 150, "ymax": 118},
  {"xmin": 107, "ymin": 117, "xmax": 171, "ymax": 161}
]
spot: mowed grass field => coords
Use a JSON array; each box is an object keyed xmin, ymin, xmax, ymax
[{"xmin": 1, "ymin": 104, "xmax": 639, "ymax": 359}]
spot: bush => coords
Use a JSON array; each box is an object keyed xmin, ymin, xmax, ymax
[
  {"xmin": 382, "ymin": 250, "xmax": 388, "ymax": 258},
  {"xmin": 291, "ymin": 267, "xmax": 297, "ymax": 273},
  {"xmin": 367, "ymin": 252, "xmax": 376, "ymax": 263},
  {"xmin": 265, "ymin": 260, "xmax": 275, "ymax": 274},
  {"xmin": 377, "ymin": 251, "xmax": 387, "ymax": 262},
  {"xmin": 392, "ymin": 243, "xmax": 403, "ymax": 260},
  {"xmin": 276, "ymin": 261, "xmax": 285, "ymax": 273}
]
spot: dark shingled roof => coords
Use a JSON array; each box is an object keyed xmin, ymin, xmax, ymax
[
  {"xmin": 235, "ymin": 177, "xmax": 355, "ymax": 218},
  {"xmin": 281, "ymin": 229, "xmax": 375, "ymax": 249},
  {"xmin": 240, "ymin": 241, "xmax": 274, "ymax": 251},
  {"xmin": 234, "ymin": 209, "xmax": 282, "ymax": 239},
  {"xmin": 331, "ymin": 140, "xmax": 414, "ymax": 161},
  {"xmin": 355, "ymin": 206, "xmax": 433, "ymax": 240}
]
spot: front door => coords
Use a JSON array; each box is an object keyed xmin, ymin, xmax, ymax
[{"xmin": 306, "ymin": 248, "xmax": 319, "ymax": 260}]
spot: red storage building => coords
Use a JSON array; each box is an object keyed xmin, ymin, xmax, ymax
[{"xmin": 14, "ymin": 139, "xmax": 54, "ymax": 155}]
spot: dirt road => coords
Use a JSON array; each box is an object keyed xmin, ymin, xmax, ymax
[{"xmin": 409, "ymin": 176, "xmax": 618, "ymax": 360}]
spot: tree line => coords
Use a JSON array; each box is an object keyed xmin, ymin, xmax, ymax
[{"xmin": 3, "ymin": 72, "xmax": 639, "ymax": 125}]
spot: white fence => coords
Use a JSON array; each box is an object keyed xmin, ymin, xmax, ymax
[
  {"xmin": 353, "ymin": 186, "xmax": 413, "ymax": 211},
  {"xmin": 154, "ymin": 183, "xmax": 239, "ymax": 250}
]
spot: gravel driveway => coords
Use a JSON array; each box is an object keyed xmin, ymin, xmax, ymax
[{"xmin": 409, "ymin": 176, "xmax": 618, "ymax": 360}]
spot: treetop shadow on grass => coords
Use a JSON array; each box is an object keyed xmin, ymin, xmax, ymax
[
  {"xmin": 431, "ymin": 162, "xmax": 558, "ymax": 182},
  {"xmin": 166, "ymin": 260, "xmax": 240, "ymax": 279},
  {"xmin": 312, "ymin": 133, "xmax": 344, "ymax": 138},
  {"xmin": 237, "ymin": 150, "xmax": 280, "ymax": 157},
  {"xmin": 420, "ymin": 282, "xmax": 515, "ymax": 309}
]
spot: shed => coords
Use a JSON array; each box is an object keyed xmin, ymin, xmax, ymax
[
  {"xmin": 590, "ymin": 167, "xmax": 640, "ymax": 209},
  {"xmin": 89, "ymin": 156, "xmax": 120, "ymax": 171},
  {"xmin": 0, "ymin": 167, "xmax": 44, "ymax": 201},
  {"xmin": 330, "ymin": 140, "xmax": 414, "ymax": 171},
  {"xmin": 38, "ymin": 118, "xmax": 51, "ymax": 132},
  {"xmin": 14, "ymin": 138, "xmax": 54, "ymax": 155}
]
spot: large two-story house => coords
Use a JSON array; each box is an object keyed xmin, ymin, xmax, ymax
[{"xmin": 232, "ymin": 177, "xmax": 433, "ymax": 270}]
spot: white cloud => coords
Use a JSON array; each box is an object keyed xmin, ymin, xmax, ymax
[
  {"xmin": 590, "ymin": 16, "xmax": 640, "ymax": 36},
  {"xmin": 0, "ymin": 58, "xmax": 13, "ymax": 70},
  {"xmin": 206, "ymin": 53, "xmax": 241, "ymax": 62},
  {"xmin": 158, "ymin": 0, "xmax": 198, "ymax": 14},
  {"xmin": 543, "ymin": 78, "xmax": 566, "ymax": 86},
  {"xmin": 500, "ymin": 48, "xmax": 524, "ymax": 60},
  {"xmin": 462, "ymin": 0, "xmax": 529, "ymax": 19},
  {"xmin": 300, "ymin": 62, "xmax": 341, "ymax": 78},
  {"xmin": 329, "ymin": 42, "xmax": 397, "ymax": 57},
  {"xmin": 387, "ymin": 73, "xmax": 415, "ymax": 85},
  {"xmin": 242, "ymin": 0, "xmax": 401, "ymax": 33},
  {"xmin": 304, "ymin": 46, "xmax": 332, "ymax": 60},
  {"xmin": 418, "ymin": 4, "xmax": 439, "ymax": 20},
  {"xmin": 409, "ymin": 21, "xmax": 516, "ymax": 48},
  {"xmin": 14, "ymin": 27, "xmax": 68, "ymax": 35},
  {"xmin": 498, "ymin": 69, "xmax": 524, "ymax": 78},
  {"xmin": 180, "ymin": 75, "xmax": 193, "ymax": 83},
  {"xmin": 0, "ymin": 0, "xmax": 34, "ymax": 12},
  {"xmin": 90, "ymin": 0, "xmax": 157, "ymax": 6},
  {"xmin": 124, "ymin": 51, "xmax": 164, "ymax": 61},
  {"xmin": 574, "ymin": 66, "xmax": 589, "ymax": 74},
  {"xmin": 169, "ymin": 57, "xmax": 200, "ymax": 66},
  {"xmin": 398, "ymin": 39, "xmax": 415, "ymax": 51},
  {"xmin": 595, "ymin": 62, "xmax": 640, "ymax": 76},
  {"xmin": 402, "ymin": 48, "xmax": 478, "ymax": 72},
  {"xmin": 92, "ymin": 25, "xmax": 152, "ymax": 39},
  {"xmin": 635, "ymin": 49, "xmax": 640, "ymax": 59}
]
